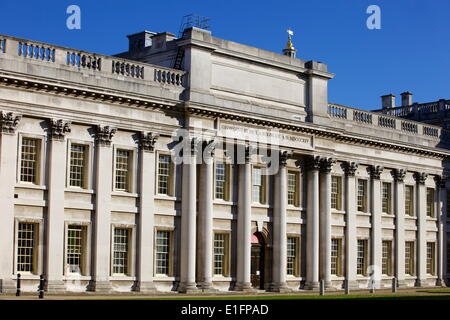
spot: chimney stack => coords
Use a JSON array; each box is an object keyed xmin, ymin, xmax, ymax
[
  {"xmin": 401, "ymin": 92, "xmax": 413, "ymax": 107},
  {"xmin": 381, "ymin": 94, "xmax": 396, "ymax": 109}
]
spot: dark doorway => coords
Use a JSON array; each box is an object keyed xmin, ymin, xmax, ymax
[{"xmin": 251, "ymin": 232, "xmax": 265, "ymax": 289}]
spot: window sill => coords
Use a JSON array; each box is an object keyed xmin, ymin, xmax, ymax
[
  {"xmin": 111, "ymin": 192, "xmax": 138, "ymax": 198},
  {"xmin": 63, "ymin": 275, "xmax": 92, "ymax": 281},
  {"xmin": 287, "ymin": 206, "xmax": 304, "ymax": 211},
  {"xmin": 110, "ymin": 275, "xmax": 136, "ymax": 281},
  {"xmin": 212, "ymin": 276, "xmax": 233, "ymax": 282},
  {"xmin": 286, "ymin": 276, "xmax": 303, "ymax": 281},
  {"xmin": 213, "ymin": 200, "xmax": 235, "ymax": 206},
  {"xmin": 426, "ymin": 217, "xmax": 438, "ymax": 222},
  {"xmin": 252, "ymin": 203, "xmax": 270, "ymax": 209},
  {"xmin": 330, "ymin": 276, "xmax": 345, "ymax": 280},
  {"xmin": 356, "ymin": 212, "xmax": 371, "ymax": 216},
  {"xmin": 153, "ymin": 276, "xmax": 177, "ymax": 281},
  {"xmin": 405, "ymin": 216, "xmax": 418, "ymax": 220},
  {"xmin": 14, "ymin": 274, "xmax": 40, "ymax": 280},
  {"xmin": 382, "ymin": 213, "xmax": 395, "ymax": 217},
  {"xmin": 15, "ymin": 183, "xmax": 47, "ymax": 190},
  {"xmin": 331, "ymin": 210, "xmax": 346, "ymax": 215},
  {"xmin": 154, "ymin": 195, "xmax": 178, "ymax": 201},
  {"xmin": 65, "ymin": 188, "xmax": 94, "ymax": 194}
]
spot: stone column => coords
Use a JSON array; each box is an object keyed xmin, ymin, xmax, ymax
[
  {"xmin": 369, "ymin": 165, "xmax": 383, "ymax": 288},
  {"xmin": 414, "ymin": 172, "xmax": 428, "ymax": 287},
  {"xmin": 46, "ymin": 120, "xmax": 71, "ymax": 292},
  {"xmin": 305, "ymin": 156, "xmax": 321, "ymax": 290},
  {"xmin": 236, "ymin": 145, "xmax": 253, "ymax": 291},
  {"xmin": 198, "ymin": 140, "xmax": 216, "ymax": 291},
  {"xmin": 319, "ymin": 157, "xmax": 335, "ymax": 288},
  {"xmin": 0, "ymin": 112, "xmax": 21, "ymax": 293},
  {"xmin": 435, "ymin": 176, "xmax": 446, "ymax": 286},
  {"xmin": 344, "ymin": 162, "xmax": 359, "ymax": 289},
  {"xmin": 393, "ymin": 169, "xmax": 407, "ymax": 287},
  {"xmin": 92, "ymin": 125, "xmax": 116, "ymax": 292},
  {"xmin": 137, "ymin": 132, "xmax": 159, "ymax": 293},
  {"xmin": 272, "ymin": 151, "xmax": 292, "ymax": 292},
  {"xmin": 179, "ymin": 138, "xmax": 199, "ymax": 293}
]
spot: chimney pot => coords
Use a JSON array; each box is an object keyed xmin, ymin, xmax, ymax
[
  {"xmin": 381, "ymin": 94, "xmax": 396, "ymax": 109},
  {"xmin": 401, "ymin": 92, "xmax": 413, "ymax": 107}
]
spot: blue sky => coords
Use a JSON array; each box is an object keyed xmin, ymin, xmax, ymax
[{"xmin": 0, "ymin": 0, "xmax": 448, "ymax": 110}]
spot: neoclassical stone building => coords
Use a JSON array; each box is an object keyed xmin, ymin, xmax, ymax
[{"xmin": 0, "ymin": 27, "xmax": 449, "ymax": 294}]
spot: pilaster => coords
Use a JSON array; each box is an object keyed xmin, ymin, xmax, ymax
[
  {"xmin": 414, "ymin": 172, "xmax": 428, "ymax": 287},
  {"xmin": 369, "ymin": 165, "xmax": 383, "ymax": 288},
  {"xmin": 392, "ymin": 169, "xmax": 407, "ymax": 287}
]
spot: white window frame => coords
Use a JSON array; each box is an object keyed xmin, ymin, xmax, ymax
[
  {"xmin": 64, "ymin": 221, "xmax": 91, "ymax": 276},
  {"xmin": 14, "ymin": 218, "xmax": 44, "ymax": 276},
  {"xmin": 110, "ymin": 224, "xmax": 136, "ymax": 277},
  {"xmin": 286, "ymin": 235, "xmax": 300, "ymax": 277},
  {"xmin": 154, "ymin": 227, "xmax": 175, "ymax": 277},
  {"xmin": 381, "ymin": 181, "xmax": 393, "ymax": 215},
  {"xmin": 112, "ymin": 145, "xmax": 136, "ymax": 193},
  {"xmin": 252, "ymin": 165, "xmax": 268, "ymax": 205},
  {"xmin": 212, "ymin": 231, "xmax": 231, "ymax": 277},
  {"xmin": 17, "ymin": 133, "xmax": 46, "ymax": 186},
  {"xmin": 155, "ymin": 151, "xmax": 175, "ymax": 197},
  {"xmin": 287, "ymin": 170, "xmax": 301, "ymax": 208},
  {"xmin": 66, "ymin": 139, "xmax": 93, "ymax": 190},
  {"xmin": 214, "ymin": 161, "xmax": 232, "ymax": 202},
  {"xmin": 331, "ymin": 175, "xmax": 343, "ymax": 211}
]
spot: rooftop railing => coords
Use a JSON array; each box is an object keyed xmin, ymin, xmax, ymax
[
  {"xmin": 0, "ymin": 35, "xmax": 186, "ymax": 89},
  {"xmin": 328, "ymin": 103, "xmax": 446, "ymax": 141},
  {"xmin": 372, "ymin": 100, "xmax": 450, "ymax": 118}
]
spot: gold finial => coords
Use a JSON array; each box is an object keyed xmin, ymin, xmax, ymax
[{"xmin": 283, "ymin": 28, "xmax": 297, "ymax": 58}]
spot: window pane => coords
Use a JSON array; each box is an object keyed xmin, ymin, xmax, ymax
[
  {"xmin": 158, "ymin": 155, "xmax": 171, "ymax": 195},
  {"xmin": 215, "ymin": 163, "xmax": 226, "ymax": 200},
  {"xmin": 382, "ymin": 241, "xmax": 392, "ymax": 276},
  {"xmin": 69, "ymin": 144, "xmax": 86, "ymax": 188},
  {"xmin": 405, "ymin": 241, "xmax": 415, "ymax": 275},
  {"xmin": 331, "ymin": 239, "xmax": 341, "ymax": 276},
  {"xmin": 113, "ymin": 228, "xmax": 129, "ymax": 275},
  {"xmin": 357, "ymin": 180, "xmax": 367, "ymax": 212},
  {"xmin": 405, "ymin": 186, "xmax": 414, "ymax": 216},
  {"xmin": 20, "ymin": 138, "xmax": 39, "ymax": 183},
  {"xmin": 115, "ymin": 150, "xmax": 130, "ymax": 191},
  {"xmin": 286, "ymin": 237, "xmax": 298, "ymax": 276},
  {"xmin": 427, "ymin": 242, "xmax": 435, "ymax": 275},
  {"xmin": 426, "ymin": 188, "xmax": 434, "ymax": 217},
  {"xmin": 67, "ymin": 225, "xmax": 84, "ymax": 274},
  {"xmin": 17, "ymin": 223, "xmax": 35, "ymax": 273},
  {"xmin": 214, "ymin": 233, "xmax": 228, "ymax": 276},
  {"xmin": 357, "ymin": 239, "xmax": 367, "ymax": 275},
  {"xmin": 252, "ymin": 167, "xmax": 263, "ymax": 203},
  {"xmin": 382, "ymin": 182, "xmax": 391, "ymax": 214},
  {"xmin": 331, "ymin": 176, "xmax": 341, "ymax": 210},
  {"xmin": 156, "ymin": 231, "xmax": 170, "ymax": 275}
]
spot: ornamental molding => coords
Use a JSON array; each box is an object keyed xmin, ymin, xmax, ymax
[
  {"xmin": 139, "ymin": 132, "xmax": 159, "ymax": 152},
  {"xmin": 413, "ymin": 172, "xmax": 428, "ymax": 185},
  {"xmin": 0, "ymin": 111, "xmax": 21, "ymax": 134},
  {"xmin": 392, "ymin": 169, "xmax": 407, "ymax": 182},
  {"xmin": 49, "ymin": 119, "xmax": 71, "ymax": 141},
  {"xmin": 369, "ymin": 165, "xmax": 384, "ymax": 180},
  {"xmin": 279, "ymin": 150, "xmax": 293, "ymax": 167},
  {"xmin": 95, "ymin": 125, "xmax": 116, "ymax": 146},
  {"xmin": 342, "ymin": 161, "xmax": 358, "ymax": 177},
  {"xmin": 319, "ymin": 157, "xmax": 336, "ymax": 173},
  {"xmin": 306, "ymin": 156, "xmax": 321, "ymax": 171}
]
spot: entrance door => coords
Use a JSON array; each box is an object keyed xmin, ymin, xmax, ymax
[{"xmin": 250, "ymin": 233, "xmax": 265, "ymax": 289}]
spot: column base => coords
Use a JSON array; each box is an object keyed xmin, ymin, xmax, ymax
[
  {"xmin": 415, "ymin": 279, "xmax": 426, "ymax": 287},
  {"xmin": 234, "ymin": 282, "xmax": 253, "ymax": 292},
  {"xmin": 436, "ymin": 278, "xmax": 445, "ymax": 287},
  {"xmin": 396, "ymin": 279, "xmax": 408, "ymax": 288},
  {"xmin": 137, "ymin": 281, "xmax": 157, "ymax": 293},
  {"xmin": 344, "ymin": 280, "xmax": 359, "ymax": 290},
  {"xmin": 46, "ymin": 280, "xmax": 66, "ymax": 293},
  {"xmin": 178, "ymin": 282, "xmax": 199, "ymax": 293},
  {"xmin": 324, "ymin": 281, "xmax": 333, "ymax": 289},
  {"xmin": 198, "ymin": 282, "xmax": 218, "ymax": 293},
  {"xmin": 90, "ymin": 280, "xmax": 113, "ymax": 293},
  {"xmin": 271, "ymin": 282, "xmax": 292, "ymax": 293},
  {"xmin": 304, "ymin": 281, "xmax": 320, "ymax": 290},
  {"xmin": 0, "ymin": 278, "xmax": 16, "ymax": 294}
]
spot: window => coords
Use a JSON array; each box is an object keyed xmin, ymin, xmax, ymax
[
  {"xmin": 426, "ymin": 188, "xmax": 435, "ymax": 218},
  {"xmin": 405, "ymin": 186, "xmax": 414, "ymax": 216},
  {"xmin": 17, "ymin": 222, "xmax": 37, "ymax": 273},
  {"xmin": 20, "ymin": 137, "xmax": 40, "ymax": 184},
  {"xmin": 405, "ymin": 241, "xmax": 415, "ymax": 275},
  {"xmin": 286, "ymin": 237, "xmax": 299, "ymax": 276},
  {"xmin": 66, "ymin": 225, "xmax": 85, "ymax": 274},
  {"xmin": 214, "ymin": 233, "xmax": 229, "ymax": 276},
  {"xmin": 113, "ymin": 228, "xmax": 130, "ymax": 275},
  {"xmin": 331, "ymin": 238, "xmax": 342, "ymax": 276},
  {"xmin": 357, "ymin": 179, "xmax": 367, "ymax": 212},
  {"xmin": 427, "ymin": 242, "xmax": 435, "ymax": 275},
  {"xmin": 287, "ymin": 171, "xmax": 299, "ymax": 207},
  {"xmin": 157, "ymin": 154, "xmax": 173, "ymax": 195},
  {"xmin": 252, "ymin": 167, "xmax": 266, "ymax": 204},
  {"xmin": 155, "ymin": 230, "xmax": 172, "ymax": 275},
  {"xmin": 357, "ymin": 239, "xmax": 368, "ymax": 275},
  {"xmin": 382, "ymin": 240, "xmax": 392, "ymax": 276},
  {"xmin": 215, "ymin": 163, "xmax": 230, "ymax": 201},
  {"xmin": 382, "ymin": 182, "xmax": 392, "ymax": 214},
  {"xmin": 69, "ymin": 144, "xmax": 87, "ymax": 188},
  {"xmin": 115, "ymin": 149, "xmax": 131, "ymax": 191},
  {"xmin": 331, "ymin": 176, "xmax": 342, "ymax": 210}
]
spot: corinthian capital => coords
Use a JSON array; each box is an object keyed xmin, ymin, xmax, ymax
[
  {"xmin": 0, "ymin": 112, "xmax": 21, "ymax": 134},
  {"xmin": 96, "ymin": 125, "xmax": 116, "ymax": 146},
  {"xmin": 50, "ymin": 119, "xmax": 71, "ymax": 141},
  {"xmin": 139, "ymin": 132, "xmax": 159, "ymax": 152}
]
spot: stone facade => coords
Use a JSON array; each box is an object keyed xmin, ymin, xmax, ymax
[{"xmin": 0, "ymin": 27, "xmax": 448, "ymax": 294}]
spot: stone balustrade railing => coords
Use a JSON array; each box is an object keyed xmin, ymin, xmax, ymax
[
  {"xmin": 373, "ymin": 100, "xmax": 450, "ymax": 118},
  {"xmin": 328, "ymin": 103, "xmax": 446, "ymax": 141},
  {"xmin": 0, "ymin": 35, "xmax": 186, "ymax": 89}
]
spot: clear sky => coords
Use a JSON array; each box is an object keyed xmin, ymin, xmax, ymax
[{"xmin": 0, "ymin": 0, "xmax": 448, "ymax": 110}]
